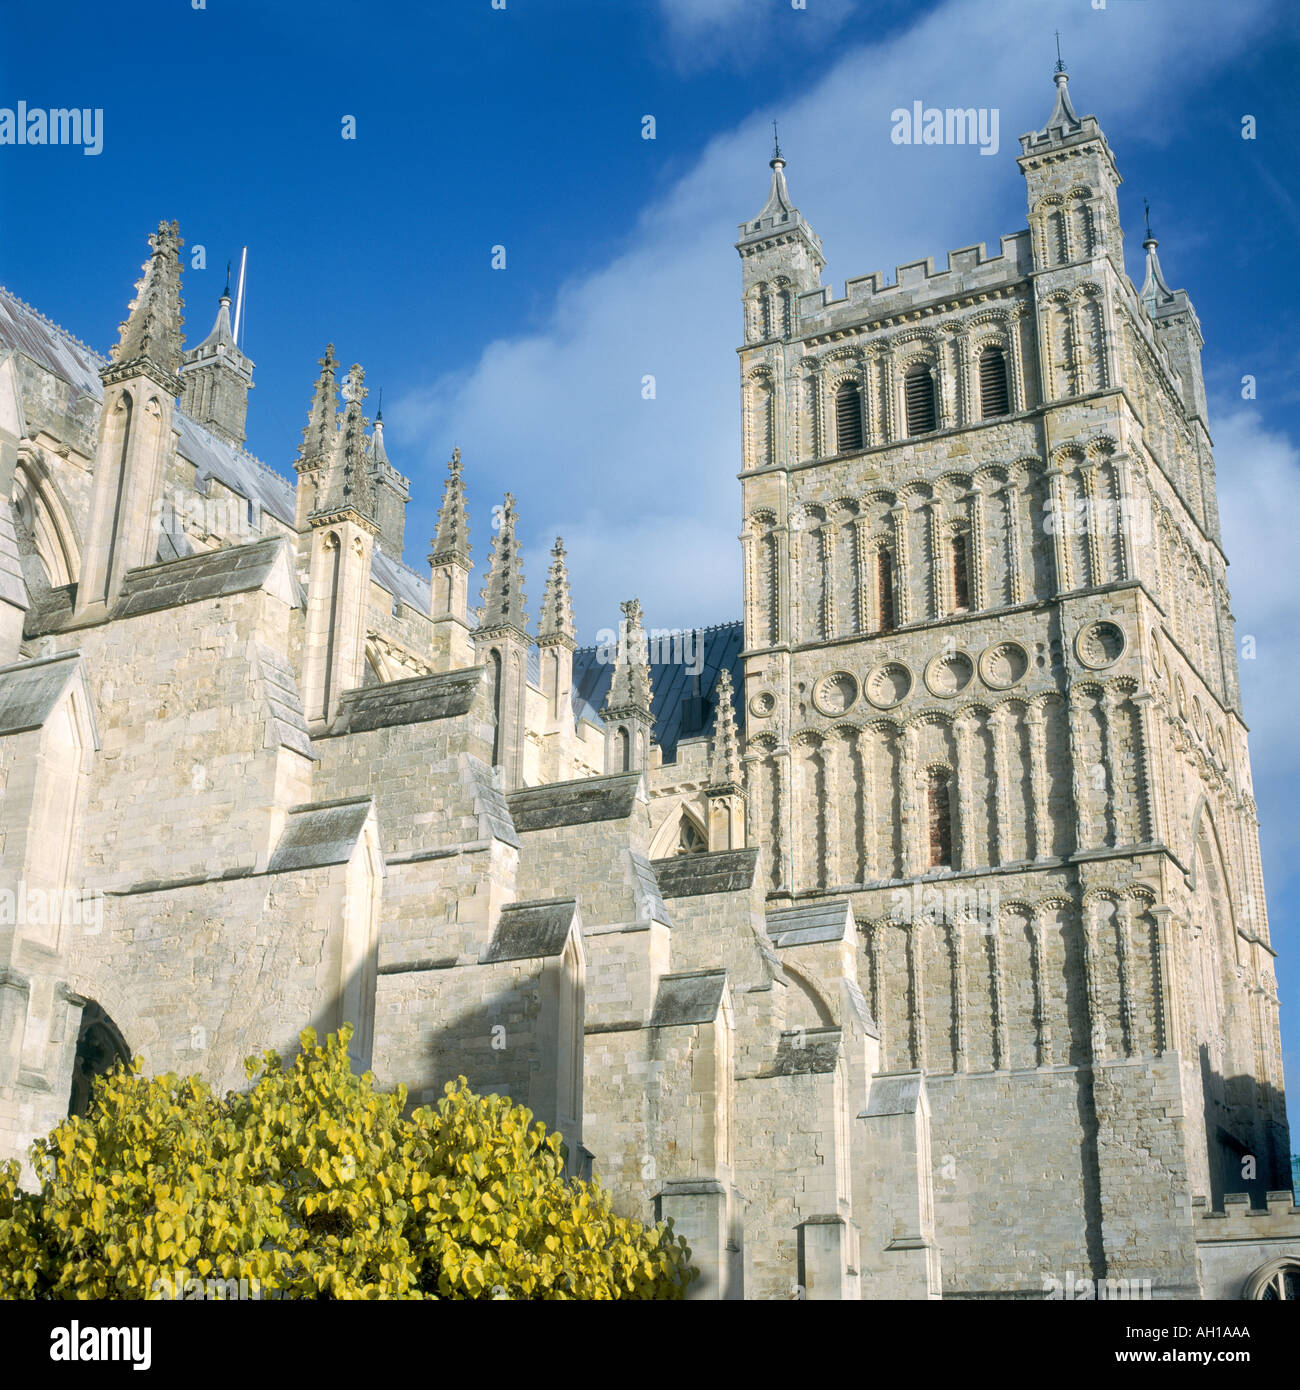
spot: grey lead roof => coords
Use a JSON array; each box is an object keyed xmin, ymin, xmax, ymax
[
  {"xmin": 571, "ymin": 619, "xmax": 744, "ymax": 762},
  {"xmin": 0, "ymin": 286, "xmax": 742, "ymax": 755},
  {"xmin": 0, "ymin": 286, "xmax": 435, "ymax": 607}
]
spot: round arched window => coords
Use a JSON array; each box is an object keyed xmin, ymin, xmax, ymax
[{"xmin": 1243, "ymin": 1259, "xmax": 1300, "ymax": 1300}]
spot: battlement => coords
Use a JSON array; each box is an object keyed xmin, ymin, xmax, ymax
[
  {"xmin": 372, "ymin": 457, "xmax": 411, "ymax": 497},
  {"xmin": 797, "ymin": 231, "xmax": 1032, "ymax": 338},
  {"xmin": 1192, "ymin": 1190, "xmax": 1300, "ymax": 1242}
]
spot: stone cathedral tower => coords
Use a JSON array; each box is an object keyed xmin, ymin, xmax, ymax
[
  {"xmin": 0, "ymin": 63, "xmax": 1294, "ymax": 1302},
  {"xmin": 736, "ymin": 68, "xmax": 1288, "ymax": 1295}
]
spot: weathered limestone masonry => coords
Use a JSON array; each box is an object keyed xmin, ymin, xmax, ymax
[
  {"xmin": 0, "ymin": 66, "xmax": 1293, "ymax": 1299},
  {"xmin": 735, "ymin": 67, "xmax": 1295, "ymax": 1297}
]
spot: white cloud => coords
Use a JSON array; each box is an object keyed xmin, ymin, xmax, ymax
[
  {"xmin": 1214, "ymin": 408, "xmax": 1300, "ymax": 866},
  {"xmin": 1212, "ymin": 405, "xmax": 1300, "ymax": 1105},
  {"xmin": 394, "ymin": 0, "xmax": 1278, "ymax": 645},
  {"xmin": 658, "ymin": 0, "xmax": 748, "ymax": 33},
  {"xmin": 655, "ymin": 0, "xmax": 855, "ymax": 71}
]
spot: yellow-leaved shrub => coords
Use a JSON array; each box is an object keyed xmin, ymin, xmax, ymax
[{"xmin": 0, "ymin": 1027, "xmax": 696, "ymax": 1300}]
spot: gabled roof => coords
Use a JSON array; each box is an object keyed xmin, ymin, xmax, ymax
[{"xmin": 0, "ymin": 650, "xmax": 90, "ymax": 736}]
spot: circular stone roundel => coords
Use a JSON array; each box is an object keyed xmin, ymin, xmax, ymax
[
  {"xmin": 749, "ymin": 691, "xmax": 776, "ymax": 719},
  {"xmin": 1075, "ymin": 620, "xmax": 1126, "ymax": 670},
  {"xmin": 812, "ymin": 670, "xmax": 859, "ymax": 716},
  {"xmin": 979, "ymin": 641, "xmax": 1029, "ymax": 691},
  {"xmin": 924, "ymin": 650, "xmax": 974, "ymax": 699},
  {"xmin": 865, "ymin": 661, "xmax": 912, "ymax": 708}
]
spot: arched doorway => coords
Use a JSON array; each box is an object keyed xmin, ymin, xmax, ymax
[{"xmin": 67, "ymin": 1002, "xmax": 131, "ymax": 1118}]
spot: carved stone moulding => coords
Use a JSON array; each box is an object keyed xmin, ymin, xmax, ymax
[
  {"xmin": 1075, "ymin": 619, "xmax": 1126, "ymax": 670},
  {"xmin": 979, "ymin": 640, "xmax": 1029, "ymax": 690},
  {"xmin": 749, "ymin": 690, "xmax": 777, "ymax": 718},
  {"xmin": 812, "ymin": 670, "xmax": 859, "ymax": 716},
  {"xmin": 865, "ymin": 661, "xmax": 912, "ymax": 709},
  {"xmin": 924, "ymin": 649, "xmax": 974, "ymax": 698}
]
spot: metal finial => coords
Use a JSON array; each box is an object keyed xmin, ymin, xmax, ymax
[
  {"xmin": 772, "ymin": 119, "xmax": 782, "ymax": 161},
  {"xmin": 376, "ymin": 386, "xmax": 383, "ymax": 421},
  {"xmin": 1144, "ymin": 198, "xmax": 1153, "ymax": 240},
  {"xmin": 223, "ymin": 260, "xmax": 231, "ymax": 298},
  {"xmin": 1054, "ymin": 30, "xmax": 1066, "ymax": 74}
]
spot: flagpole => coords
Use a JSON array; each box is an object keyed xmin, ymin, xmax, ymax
[{"xmin": 232, "ymin": 245, "xmax": 247, "ymax": 348}]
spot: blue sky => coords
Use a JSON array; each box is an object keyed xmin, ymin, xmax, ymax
[{"xmin": 2, "ymin": 0, "xmax": 1298, "ymax": 1124}]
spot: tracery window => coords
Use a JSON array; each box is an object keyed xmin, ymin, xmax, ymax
[
  {"xmin": 1244, "ymin": 1261, "xmax": 1300, "ymax": 1301},
  {"xmin": 677, "ymin": 814, "xmax": 708, "ymax": 855}
]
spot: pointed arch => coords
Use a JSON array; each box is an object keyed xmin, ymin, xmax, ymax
[
  {"xmin": 11, "ymin": 450, "xmax": 81, "ymax": 590},
  {"xmin": 68, "ymin": 1002, "xmax": 131, "ymax": 1118}
]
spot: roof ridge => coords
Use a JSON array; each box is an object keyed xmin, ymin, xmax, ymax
[
  {"xmin": 0, "ymin": 284, "xmax": 291, "ymax": 497},
  {"xmin": 573, "ymin": 616, "xmax": 742, "ymax": 656},
  {"xmin": 0, "ymin": 285, "xmax": 106, "ymax": 364}
]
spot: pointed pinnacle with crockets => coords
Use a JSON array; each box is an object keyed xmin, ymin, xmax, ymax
[
  {"xmin": 604, "ymin": 597, "xmax": 653, "ymax": 717},
  {"xmin": 538, "ymin": 537, "xmax": 576, "ymax": 648},
  {"xmin": 430, "ymin": 446, "xmax": 471, "ymax": 568},
  {"xmin": 478, "ymin": 492, "xmax": 527, "ymax": 633},
  {"xmin": 108, "ymin": 219, "xmax": 186, "ymax": 386},
  {"xmin": 708, "ymin": 667, "xmax": 743, "ymax": 789},
  {"xmin": 315, "ymin": 363, "xmax": 376, "ymax": 521},
  {"xmin": 298, "ymin": 344, "xmax": 339, "ymax": 471}
]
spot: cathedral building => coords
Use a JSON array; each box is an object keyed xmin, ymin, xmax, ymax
[{"xmin": 0, "ymin": 67, "xmax": 1295, "ymax": 1299}]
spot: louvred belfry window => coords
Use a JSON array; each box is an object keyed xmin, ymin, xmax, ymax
[
  {"xmin": 836, "ymin": 381, "xmax": 864, "ymax": 452},
  {"xmin": 927, "ymin": 769, "xmax": 953, "ymax": 869},
  {"xmin": 979, "ymin": 346, "xmax": 1010, "ymax": 418},
  {"xmin": 904, "ymin": 365, "xmax": 937, "ymax": 436}
]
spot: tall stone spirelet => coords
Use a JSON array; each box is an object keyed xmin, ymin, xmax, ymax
[
  {"xmin": 429, "ymin": 448, "xmax": 474, "ymax": 671},
  {"xmin": 537, "ymin": 537, "xmax": 578, "ymax": 780},
  {"xmin": 473, "ymin": 493, "xmax": 530, "ymax": 788},
  {"xmin": 705, "ymin": 667, "xmax": 746, "ymax": 850},
  {"xmin": 302, "ymin": 362, "xmax": 378, "ymax": 728},
  {"xmin": 602, "ymin": 598, "xmax": 654, "ymax": 774},
  {"xmin": 75, "ymin": 221, "xmax": 186, "ymax": 621}
]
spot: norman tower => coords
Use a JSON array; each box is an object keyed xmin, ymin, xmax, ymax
[{"xmin": 736, "ymin": 68, "xmax": 1285, "ymax": 1295}]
